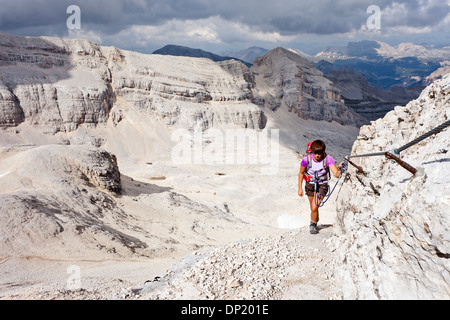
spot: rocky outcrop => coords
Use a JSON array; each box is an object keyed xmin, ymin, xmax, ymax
[
  {"xmin": 332, "ymin": 73, "xmax": 450, "ymax": 299},
  {"xmin": 70, "ymin": 146, "xmax": 122, "ymax": 194},
  {"xmin": 0, "ymin": 145, "xmax": 137, "ymax": 258},
  {"xmin": 0, "ymin": 80, "xmax": 24, "ymax": 126},
  {"xmin": 0, "ymin": 32, "xmax": 112, "ymax": 132},
  {"xmin": 250, "ymin": 48, "xmax": 366, "ymax": 126},
  {"xmin": 0, "ymin": 144, "xmax": 122, "ymax": 194}
]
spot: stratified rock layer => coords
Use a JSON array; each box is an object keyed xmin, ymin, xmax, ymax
[
  {"xmin": 0, "ymin": 33, "xmax": 364, "ymax": 134},
  {"xmin": 0, "ymin": 32, "xmax": 264, "ymax": 132}
]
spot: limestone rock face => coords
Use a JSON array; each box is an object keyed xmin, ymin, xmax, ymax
[
  {"xmin": 70, "ymin": 146, "xmax": 122, "ymax": 194},
  {"xmin": 250, "ymin": 47, "xmax": 367, "ymax": 126},
  {"xmin": 106, "ymin": 47, "xmax": 265, "ymax": 130},
  {"xmin": 0, "ymin": 80, "xmax": 23, "ymax": 126},
  {"xmin": 333, "ymin": 73, "xmax": 450, "ymax": 299},
  {"xmin": 0, "ymin": 32, "xmax": 265, "ymax": 133},
  {"xmin": 0, "ymin": 33, "xmax": 112, "ymax": 132}
]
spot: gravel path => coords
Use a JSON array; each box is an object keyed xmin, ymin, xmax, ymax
[
  {"xmin": 117, "ymin": 224, "xmax": 342, "ymax": 300},
  {"xmin": 1, "ymin": 224, "xmax": 341, "ymax": 300}
]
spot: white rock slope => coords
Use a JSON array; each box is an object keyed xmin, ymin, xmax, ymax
[{"xmin": 333, "ymin": 73, "xmax": 450, "ymax": 299}]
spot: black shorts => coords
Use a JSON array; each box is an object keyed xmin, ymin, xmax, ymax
[{"xmin": 305, "ymin": 183, "xmax": 329, "ymax": 197}]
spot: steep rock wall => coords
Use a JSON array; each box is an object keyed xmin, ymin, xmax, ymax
[{"xmin": 333, "ymin": 73, "xmax": 450, "ymax": 299}]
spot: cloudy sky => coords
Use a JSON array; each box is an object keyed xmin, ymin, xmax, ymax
[{"xmin": 0, "ymin": 0, "xmax": 449, "ymax": 54}]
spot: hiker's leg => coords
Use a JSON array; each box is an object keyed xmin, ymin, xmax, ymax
[
  {"xmin": 305, "ymin": 183, "xmax": 320, "ymax": 223},
  {"xmin": 312, "ymin": 184, "xmax": 327, "ymax": 222},
  {"xmin": 308, "ymin": 195, "xmax": 320, "ymax": 234},
  {"xmin": 308, "ymin": 195, "xmax": 319, "ymax": 223}
]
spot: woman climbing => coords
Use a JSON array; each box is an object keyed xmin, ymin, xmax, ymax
[{"xmin": 298, "ymin": 140, "xmax": 345, "ymax": 234}]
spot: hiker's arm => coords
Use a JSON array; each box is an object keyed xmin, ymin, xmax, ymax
[
  {"xmin": 298, "ymin": 165, "xmax": 306, "ymax": 197},
  {"xmin": 330, "ymin": 163, "xmax": 344, "ymax": 178}
]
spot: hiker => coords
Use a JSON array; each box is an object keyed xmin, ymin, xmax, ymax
[{"xmin": 298, "ymin": 140, "xmax": 345, "ymax": 234}]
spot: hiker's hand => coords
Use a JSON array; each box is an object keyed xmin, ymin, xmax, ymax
[{"xmin": 298, "ymin": 189, "xmax": 304, "ymax": 197}]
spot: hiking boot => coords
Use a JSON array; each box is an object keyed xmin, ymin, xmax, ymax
[{"xmin": 310, "ymin": 222, "xmax": 319, "ymax": 234}]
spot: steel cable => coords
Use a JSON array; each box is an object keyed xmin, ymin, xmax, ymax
[
  {"xmin": 348, "ymin": 119, "xmax": 450, "ymax": 159},
  {"xmin": 394, "ymin": 119, "xmax": 450, "ymax": 154}
]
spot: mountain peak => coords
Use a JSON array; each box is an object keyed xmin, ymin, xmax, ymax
[
  {"xmin": 219, "ymin": 46, "xmax": 269, "ymax": 64},
  {"xmin": 250, "ymin": 47, "xmax": 366, "ymax": 126},
  {"xmin": 153, "ymin": 44, "xmax": 252, "ymax": 67},
  {"xmin": 254, "ymin": 47, "xmax": 314, "ymax": 69}
]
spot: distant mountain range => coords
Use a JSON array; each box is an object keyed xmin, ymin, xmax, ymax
[
  {"xmin": 153, "ymin": 44, "xmax": 252, "ymax": 67},
  {"xmin": 222, "ymin": 41, "xmax": 449, "ymax": 120},
  {"xmin": 222, "ymin": 40, "xmax": 450, "ymax": 90},
  {"xmin": 150, "ymin": 41, "xmax": 449, "ymax": 121},
  {"xmin": 220, "ymin": 46, "xmax": 269, "ymax": 65},
  {"xmin": 154, "ymin": 41, "xmax": 449, "ymax": 90},
  {"xmin": 313, "ymin": 40, "xmax": 449, "ymax": 89},
  {"xmin": 315, "ymin": 40, "xmax": 450, "ymax": 62}
]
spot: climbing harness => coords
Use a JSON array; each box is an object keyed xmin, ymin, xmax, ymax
[
  {"xmin": 345, "ymin": 119, "xmax": 450, "ymax": 175},
  {"xmin": 304, "ymin": 153, "xmax": 330, "ymax": 183},
  {"xmin": 302, "ymin": 141, "xmax": 330, "ymax": 183},
  {"xmin": 313, "ymin": 161, "xmax": 348, "ymax": 208}
]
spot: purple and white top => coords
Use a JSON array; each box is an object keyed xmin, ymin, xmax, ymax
[{"xmin": 301, "ymin": 155, "xmax": 335, "ymax": 184}]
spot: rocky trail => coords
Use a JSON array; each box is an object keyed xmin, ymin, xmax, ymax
[
  {"xmin": 117, "ymin": 224, "xmax": 340, "ymax": 300},
  {"xmin": 1, "ymin": 223, "xmax": 340, "ymax": 300}
]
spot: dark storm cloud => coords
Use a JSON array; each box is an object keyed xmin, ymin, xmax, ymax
[
  {"xmin": 0, "ymin": 0, "xmax": 127, "ymax": 35},
  {"xmin": 0, "ymin": 0, "xmax": 448, "ymax": 45},
  {"xmin": 391, "ymin": 0, "xmax": 449, "ymax": 28},
  {"xmin": 0, "ymin": 0, "xmax": 226, "ymax": 35}
]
